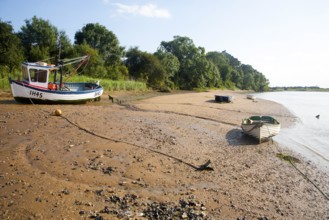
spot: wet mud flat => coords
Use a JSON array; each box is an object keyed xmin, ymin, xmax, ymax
[{"xmin": 0, "ymin": 91, "xmax": 329, "ymax": 219}]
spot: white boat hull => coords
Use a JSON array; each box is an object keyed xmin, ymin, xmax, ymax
[
  {"xmin": 241, "ymin": 116, "xmax": 281, "ymax": 143},
  {"xmin": 10, "ymin": 79, "xmax": 103, "ymax": 104},
  {"xmin": 246, "ymin": 94, "xmax": 256, "ymax": 100}
]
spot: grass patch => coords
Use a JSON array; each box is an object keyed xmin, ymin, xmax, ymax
[
  {"xmin": 0, "ymin": 78, "xmax": 10, "ymax": 90},
  {"xmin": 276, "ymin": 153, "xmax": 300, "ymax": 163},
  {"xmin": 67, "ymin": 75, "xmax": 148, "ymax": 92}
]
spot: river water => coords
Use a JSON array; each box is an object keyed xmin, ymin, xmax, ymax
[{"xmin": 254, "ymin": 91, "xmax": 329, "ymax": 171}]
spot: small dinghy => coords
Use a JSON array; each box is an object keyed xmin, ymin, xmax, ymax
[
  {"xmin": 246, "ymin": 94, "xmax": 256, "ymax": 100},
  {"xmin": 241, "ymin": 116, "xmax": 281, "ymax": 143}
]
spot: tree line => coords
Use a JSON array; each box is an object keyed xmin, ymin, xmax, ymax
[
  {"xmin": 0, "ymin": 16, "xmax": 269, "ymax": 92},
  {"xmin": 271, "ymin": 86, "xmax": 329, "ymax": 92}
]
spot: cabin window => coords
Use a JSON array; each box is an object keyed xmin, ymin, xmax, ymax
[
  {"xmin": 49, "ymin": 69, "xmax": 58, "ymax": 82},
  {"xmin": 29, "ymin": 69, "xmax": 48, "ymax": 83},
  {"xmin": 22, "ymin": 66, "xmax": 29, "ymax": 82}
]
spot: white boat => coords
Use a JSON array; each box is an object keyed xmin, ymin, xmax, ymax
[
  {"xmin": 9, "ymin": 55, "xmax": 103, "ymax": 104},
  {"xmin": 241, "ymin": 116, "xmax": 281, "ymax": 143},
  {"xmin": 246, "ymin": 94, "xmax": 256, "ymax": 100}
]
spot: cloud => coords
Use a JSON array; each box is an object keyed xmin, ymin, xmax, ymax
[{"xmin": 113, "ymin": 3, "xmax": 171, "ymax": 18}]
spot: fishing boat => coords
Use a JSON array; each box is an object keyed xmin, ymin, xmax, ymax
[
  {"xmin": 9, "ymin": 55, "xmax": 103, "ymax": 104},
  {"xmin": 214, "ymin": 95, "xmax": 233, "ymax": 103},
  {"xmin": 241, "ymin": 116, "xmax": 281, "ymax": 143}
]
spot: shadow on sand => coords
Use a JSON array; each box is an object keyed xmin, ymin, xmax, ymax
[
  {"xmin": 226, "ymin": 128, "xmax": 259, "ymax": 146},
  {"xmin": 206, "ymin": 99, "xmax": 216, "ymax": 103},
  {"xmin": 206, "ymin": 99, "xmax": 233, "ymax": 104},
  {"xmin": 0, "ymin": 98, "xmax": 18, "ymax": 105}
]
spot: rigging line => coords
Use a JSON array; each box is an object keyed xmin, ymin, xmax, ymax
[
  {"xmin": 38, "ymin": 57, "xmax": 55, "ymax": 63},
  {"xmin": 61, "ymin": 56, "xmax": 88, "ymax": 64},
  {"xmin": 61, "ymin": 59, "xmax": 85, "ymax": 66},
  {"xmin": 288, "ymin": 160, "xmax": 329, "ymax": 201},
  {"xmin": 64, "ymin": 55, "xmax": 90, "ymax": 81},
  {"xmin": 58, "ymin": 115, "xmax": 213, "ymax": 171},
  {"xmin": 62, "ymin": 61, "xmax": 82, "ymax": 76},
  {"xmin": 78, "ymin": 55, "xmax": 90, "ymax": 75}
]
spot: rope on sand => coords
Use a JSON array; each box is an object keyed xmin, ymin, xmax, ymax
[
  {"xmin": 288, "ymin": 160, "xmax": 329, "ymax": 201},
  {"xmin": 58, "ymin": 115, "xmax": 214, "ymax": 172},
  {"xmin": 277, "ymin": 153, "xmax": 329, "ymax": 201}
]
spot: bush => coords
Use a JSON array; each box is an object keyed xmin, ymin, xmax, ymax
[
  {"xmin": 0, "ymin": 66, "xmax": 21, "ymax": 90},
  {"xmin": 67, "ymin": 75, "xmax": 148, "ymax": 92}
]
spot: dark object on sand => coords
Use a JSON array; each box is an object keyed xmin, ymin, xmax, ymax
[
  {"xmin": 214, "ymin": 95, "xmax": 233, "ymax": 103},
  {"xmin": 316, "ymin": 114, "xmax": 320, "ymax": 119},
  {"xmin": 197, "ymin": 160, "xmax": 214, "ymax": 171}
]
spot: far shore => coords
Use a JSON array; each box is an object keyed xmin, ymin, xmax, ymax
[{"xmin": 0, "ymin": 90, "xmax": 328, "ymax": 219}]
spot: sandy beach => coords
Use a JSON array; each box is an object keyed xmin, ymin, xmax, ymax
[{"xmin": 0, "ymin": 90, "xmax": 328, "ymax": 219}]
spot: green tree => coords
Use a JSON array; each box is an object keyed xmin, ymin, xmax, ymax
[
  {"xmin": 72, "ymin": 43, "xmax": 106, "ymax": 78},
  {"xmin": 106, "ymin": 65, "xmax": 129, "ymax": 81},
  {"xmin": 240, "ymin": 64, "xmax": 256, "ymax": 90},
  {"xmin": 159, "ymin": 36, "xmax": 216, "ymax": 89},
  {"xmin": 206, "ymin": 50, "xmax": 269, "ymax": 91},
  {"xmin": 57, "ymin": 30, "xmax": 74, "ymax": 60},
  {"xmin": 74, "ymin": 23, "xmax": 124, "ymax": 66},
  {"xmin": 205, "ymin": 61, "xmax": 221, "ymax": 88},
  {"xmin": 206, "ymin": 51, "xmax": 232, "ymax": 87},
  {"xmin": 124, "ymin": 47, "xmax": 145, "ymax": 81},
  {"xmin": 219, "ymin": 64, "xmax": 231, "ymax": 82},
  {"xmin": 154, "ymin": 48, "xmax": 180, "ymax": 89},
  {"xmin": 18, "ymin": 16, "xmax": 59, "ymax": 62},
  {"xmin": 160, "ymin": 36, "xmax": 196, "ymax": 61},
  {"xmin": 0, "ymin": 20, "xmax": 25, "ymax": 76},
  {"xmin": 239, "ymin": 64, "xmax": 269, "ymax": 91},
  {"xmin": 253, "ymin": 71, "xmax": 269, "ymax": 92},
  {"xmin": 125, "ymin": 47, "xmax": 165, "ymax": 89},
  {"xmin": 222, "ymin": 51, "xmax": 241, "ymax": 68},
  {"xmin": 231, "ymin": 69, "xmax": 243, "ymax": 88}
]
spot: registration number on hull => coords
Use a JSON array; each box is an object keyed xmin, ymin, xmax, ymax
[{"xmin": 30, "ymin": 90, "xmax": 43, "ymax": 98}]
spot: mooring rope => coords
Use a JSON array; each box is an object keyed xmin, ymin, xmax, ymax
[
  {"xmin": 244, "ymin": 122, "xmax": 263, "ymax": 133},
  {"xmin": 22, "ymin": 81, "xmax": 35, "ymax": 105},
  {"xmin": 288, "ymin": 159, "xmax": 329, "ymax": 201},
  {"xmin": 50, "ymin": 109, "xmax": 329, "ymax": 200},
  {"xmin": 58, "ymin": 115, "xmax": 213, "ymax": 171}
]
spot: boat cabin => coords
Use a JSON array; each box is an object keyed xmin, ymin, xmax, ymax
[{"xmin": 22, "ymin": 62, "xmax": 59, "ymax": 90}]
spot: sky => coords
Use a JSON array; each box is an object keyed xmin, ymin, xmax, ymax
[{"xmin": 1, "ymin": 0, "xmax": 329, "ymax": 88}]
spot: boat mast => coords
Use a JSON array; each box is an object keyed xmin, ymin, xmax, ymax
[
  {"xmin": 55, "ymin": 36, "xmax": 89, "ymax": 89},
  {"xmin": 59, "ymin": 61, "xmax": 64, "ymax": 90},
  {"xmin": 56, "ymin": 38, "xmax": 64, "ymax": 89}
]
